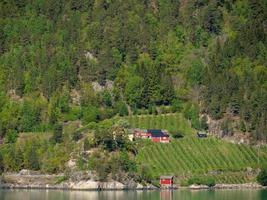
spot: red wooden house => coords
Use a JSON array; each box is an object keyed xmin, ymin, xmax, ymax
[
  {"xmin": 134, "ymin": 129, "xmax": 151, "ymax": 139},
  {"xmin": 134, "ymin": 129, "xmax": 170, "ymax": 143},
  {"xmin": 160, "ymin": 176, "xmax": 174, "ymax": 188},
  {"xmin": 149, "ymin": 129, "xmax": 170, "ymax": 143}
]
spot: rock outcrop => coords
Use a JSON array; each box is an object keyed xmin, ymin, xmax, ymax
[
  {"xmin": 0, "ymin": 171, "xmax": 149, "ymax": 190},
  {"xmin": 189, "ymin": 184, "xmax": 210, "ymax": 190},
  {"xmin": 214, "ymin": 183, "xmax": 265, "ymax": 189}
]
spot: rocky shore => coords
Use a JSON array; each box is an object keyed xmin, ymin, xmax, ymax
[
  {"xmin": 0, "ymin": 180, "xmax": 156, "ymax": 190},
  {"xmin": 0, "ymin": 171, "xmax": 156, "ymax": 190},
  {"xmin": 0, "ymin": 170, "xmax": 266, "ymax": 191},
  {"xmin": 188, "ymin": 183, "xmax": 266, "ymax": 190}
]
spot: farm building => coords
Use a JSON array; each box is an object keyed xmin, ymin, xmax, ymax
[
  {"xmin": 197, "ymin": 131, "xmax": 207, "ymax": 138},
  {"xmin": 134, "ymin": 129, "xmax": 151, "ymax": 139},
  {"xmin": 134, "ymin": 129, "xmax": 170, "ymax": 143},
  {"xmin": 160, "ymin": 176, "xmax": 174, "ymax": 188}
]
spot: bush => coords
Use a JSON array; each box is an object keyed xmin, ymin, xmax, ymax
[
  {"xmin": 72, "ymin": 131, "xmax": 83, "ymax": 141},
  {"xmin": 98, "ymin": 108, "xmax": 115, "ymax": 120},
  {"xmin": 205, "ymin": 177, "xmax": 216, "ymax": 187},
  {"xmin": 56, "ymin": 175, "xmax": 69, "ymax": 184},
  {"xmin": 171, "ymin": 99, "xmax": 183, "ymax": 112},
  {"xmin": 187, "ymin": 176, "xmax": 215, "ymax": 187},
  {"xmin": 63, "ymin": 106, "xmax": 82, "ymax": 121},
  {"xmin": 114, "ymin": 101, "xmax": 128, "ymax": 116},
  {"xmin": 136, "ymin": 164, "xmax": 153, "ymax": 183},
  {"xmin": 99, "ymin": 90, "xmax": 113, "ymax": 107},
  {"xmin": 171, "ymin": 131, "xmax": 184, "ymax": 139},
  {"xmin": 82, "ymin": 105, "xmax": 100, "ymax": 124},
  {"xmin": 257, "ymin": 169, "xmax": 267, "ymax": 186},
  {"xmin": 5, "ymin": 130, "xmax": 18, "ymax": 143}
]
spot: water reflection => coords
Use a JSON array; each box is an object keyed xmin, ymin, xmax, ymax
[
  {"xmin": 0, "ymin": 189, "xmax": 267, "ymax": 200},
  {"xmin": 160, "ymin": 190, "xmax": 173, "ymax": 200}
]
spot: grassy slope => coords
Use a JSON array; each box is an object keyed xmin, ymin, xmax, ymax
[
  {"xmin": 126, "ymin": 113, "xmax": 195, "ymax": 135},
  {"xmin": 126, "ymin": 113, "xmax": 267, "ymax": 184}
]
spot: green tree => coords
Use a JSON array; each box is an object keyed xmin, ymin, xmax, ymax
[
  {"xmin": 257, "ymin": 168, "xmax": 267, "ymax": 186},
  {"xmin": 114, "ymin": 101, "xmax": 128, "ymax": 116},
  {"xmin": 19, "ymin": 100, "xmax": 41, "ymax": 132},
  {"xmin": 125, "ymin": 76, "xmax": 143, "ymax": 108},
  {"xmin": 82, "ymin": 105, "xmax": 100, "ymax": 124},
  {"xmin": 52, "ymin": 123, "xmax": 63, "ymax": 143}
]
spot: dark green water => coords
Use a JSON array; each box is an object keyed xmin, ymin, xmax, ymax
[{"xmin": 0, "ymin": 189, "xmax": 267, "ymax": 200}]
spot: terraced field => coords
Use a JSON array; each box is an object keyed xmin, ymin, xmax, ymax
[
  {"xmin": 126, "ymin": 113, "xmax": 195, "ymax": 135},
  {"xmin": 136, "ymin": 136, "xmax": 267, "ymax": 183}
]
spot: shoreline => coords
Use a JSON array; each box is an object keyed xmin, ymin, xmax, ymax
[
  {"xmin": 1, "ymin": 172, "xmax": 266, "ymax": 191},
  {"xmin": 1, "ymin": 183, "xmax": 266, "ymax": 191}
]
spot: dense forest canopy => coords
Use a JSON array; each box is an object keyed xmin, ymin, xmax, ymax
[{"xmin": 0, "ymin": 0, "xmax": 266, "ymax": 141}]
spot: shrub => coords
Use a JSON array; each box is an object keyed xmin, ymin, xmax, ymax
[
  {"xmin": 72, "ymin": 131, "xmax": 83, "ymax": 141},
  {"xmin": 205, "ymin": 177, "xmax": 216, "ymax": 187},
  {"xmin": 172, "ymin": 132, "xmax": 184, "ymax": 139},
  {"xmin": 5, "ymin": 130, "xmax": 18, "ymax": 143},
  {"xmin": 99, "ymin": 90, "xmax": 113, "ymax": 107},
  {"xmin": 56, "ymin": 175, "xmax": 69, "ymax": 184},
  {"xmin": 114, "ymin": 101, "xmax": 128, "ymax": 116},
  {"xmin": 187, "ymin": 176, "xmax": 215, "ymax": 187},
  {"xmin": 257, "ymin": 169, "xmax": 267, "ymax": 186},
  {"xmin": 115, "ymin": 119, "xmax": 130, "ymax": 128},
  {"xmin": 82, "ymin": 105, "xmax": 100, "ymax": 124},
  {"xmin": 136, "ymin": 164, "xmax": 153, "ymax": 183},
  {"xmin": 98, "ymin": 108, "xmax": 115, "ymax": 120},
  {"xmin": 171, "ymin": 99, "xmax": 183, "ymax": 112},
  {"xmin": 88, "ymin": 150, "xmax": 111, "ymax": 181},
  {"xmin": 63, "ymin": 106, "xmax": 82, "ymax": 121},
  {"xmin": 187, "ymin": 177, "xmax": 202, "ymax": 185}
]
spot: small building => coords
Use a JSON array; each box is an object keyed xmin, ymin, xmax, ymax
[
  {"xmin": 197, "ymin": 131, "xmax": 207, "ymax": 138},
  {"xmin": 160, "ymin": 176, "xmax": 174, "ymax": 188},
  {"xmin": 134, "ymin": 129, "xmax": 151, "ymax": 139},
  {"xmin": 134, "ymin": 129, "xmax": 170, "ymax": 143},
  {"xmin": 148, "ymin": 129, "xmax": 170, "ymax": 143}
]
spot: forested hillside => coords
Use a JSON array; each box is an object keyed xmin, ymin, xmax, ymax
[
  {"xmin": 0, "ymin": 0, "xmax": 267, "ymax": 172},
  {"xmin": 0, "ymin": 0, "xmax": 266, "ymax": 141}
]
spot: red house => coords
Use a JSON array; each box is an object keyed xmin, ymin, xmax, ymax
[
  {"xmin": 134, "ymin": 129, "xmax": 151, "ymax": 139},
  {"xmin": 148, "ymin": 129, "xmax": 170, "ymax": 143},
  {"xmin": 160, "ymin": 176, "xmax": 174, "ymax": 188},
  {"xmin": 134, "ymin": 129, "xmax": 170, "ymax": 143}
]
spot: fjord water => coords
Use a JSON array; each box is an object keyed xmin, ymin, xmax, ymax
[{"xmin": 0, "ymin": 189, "xmax": 267, "ymax": 200}]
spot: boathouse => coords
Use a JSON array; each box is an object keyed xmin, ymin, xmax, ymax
[{"xmin": 160, "ymin": 176, "xmax": 174, "ymax": 188}]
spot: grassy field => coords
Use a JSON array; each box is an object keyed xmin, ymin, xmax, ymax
[
  {"xmin": 126, "ymin": 113, "xmax": 267, "ymax": 184},
  {"xmin": 126, "ymin": 113, "xmax": 195, "ymax": 135},
  {"xmin": 136, "ymin": 136, "xmax": 267, "ymax": 183}
]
